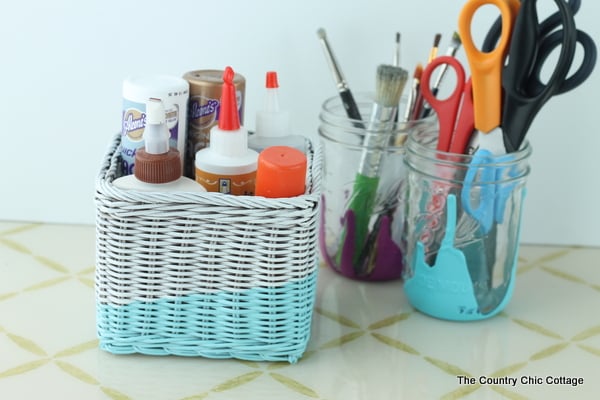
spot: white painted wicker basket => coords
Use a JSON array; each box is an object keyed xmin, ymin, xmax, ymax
[{"xmin": 95, "ymin": 133, "xmax": 321, "ymax": 363}]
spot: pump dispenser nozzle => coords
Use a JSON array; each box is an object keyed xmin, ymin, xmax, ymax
[
  {"xmin": 134, "ymin": 98, "xmax": 181, "ymax": 184},
  {"xmin": 144, "ymin": 98, "xmax": 170, "ymax": 154}
]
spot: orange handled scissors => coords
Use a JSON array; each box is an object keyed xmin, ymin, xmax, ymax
[
  {"xmin": 420, "ymin": 56, "xmax": 474, "ymax": 154},
  {"xmin": 458, "ymin": 0, "xmax": 519, "ymax": 136}
]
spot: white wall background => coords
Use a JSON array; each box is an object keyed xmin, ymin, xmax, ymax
[{"xmin": 0, "ymin": 0, "xmax": 598, "ymax": 246}]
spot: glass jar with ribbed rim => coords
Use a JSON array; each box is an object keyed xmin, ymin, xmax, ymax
[
  {"xmin": 402, "ymin": 127, "xmax": 532, "ymax": 320},
  {"xmin": 318, "ymin": 92, "xmax": 436, "ymax": 281}
]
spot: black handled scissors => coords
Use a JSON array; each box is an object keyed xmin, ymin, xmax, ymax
[{"xmin": 482, "ymin": 0, "xmax": 597, "ymax": 153}]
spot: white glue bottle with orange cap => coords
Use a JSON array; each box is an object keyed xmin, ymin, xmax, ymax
[
  {"xmin": 249, "ymin": 71, "xmax": 306, "ymax": 153},
  {"xmin": 113, "ymin": 98, "xmax": 207, "ymax": 192},
  {"xmin": 194, "ymin": 66, "xmax": 259, "ymax": 195}
]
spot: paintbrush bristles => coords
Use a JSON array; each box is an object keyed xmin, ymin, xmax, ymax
[
  {"xmin": 375, "ymin": 64, "xmax": 409, "ymax": 107},
  {"xmin": 414, "ymin": 63, "xmax": 423, "ymax": 80},
  {"xmin": 451, "ymin": 31, "xmax": 461, "ymax": 46},
  {"xmin": 428, "ymin": 33, "xmax": 443, "ymax": 62},
  {"xmin": 444, "ymin": 31, "xmax": 462, "ymax": 57},
  {"xmin": 402, "ymin": 63, "xmax": 423, "ymax": 122}
]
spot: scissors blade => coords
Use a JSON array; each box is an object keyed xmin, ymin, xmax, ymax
[
  {"xmin": 449, "ymin": 78, "xmax": 475, "ymax": 154},
  {"xmin": 460, "ymin": 149, "xmax": 497, "ymax": 235}
]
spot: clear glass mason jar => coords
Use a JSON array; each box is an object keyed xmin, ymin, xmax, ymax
[
  {"xmin": 318, "ymin": 93, "xmax": 436, "ymax": 281},
  {"xmin": 402, "ymin": 128, "xmax": 532, "ymax": 320}
]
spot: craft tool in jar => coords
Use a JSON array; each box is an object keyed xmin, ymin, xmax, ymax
[
  {"xmin": 316, "ymin": 28, "xmax": 363, "ymax": 123},
  {"xmin": 421, "ymin": 31, "xmax": 463, "ymax": 118},
  {"xmin": 336, "ymin": 64, "xmax": 408, "ymax": 273}
]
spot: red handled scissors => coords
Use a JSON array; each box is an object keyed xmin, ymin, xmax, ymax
[{"xmin": 420, "ymin": 55, "xmax": 474, "ymax": 155}]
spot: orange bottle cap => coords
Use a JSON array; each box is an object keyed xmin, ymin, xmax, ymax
[{"xmin": 255, "ymin": 146, "xmax": 307, "ymax": 198}]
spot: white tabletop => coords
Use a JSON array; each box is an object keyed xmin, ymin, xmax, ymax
[{"xmin": 1, "ymin": 221, "xmax": 599, "ymax": 399}]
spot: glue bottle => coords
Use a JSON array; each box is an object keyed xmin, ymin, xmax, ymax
[
  {"xmin": 195, "ymin": 66, "xmax": 259, "ymax": 195},
  {"xmin": 249, "ymin": 71, "xmax": 306, "ymax": 153},
  {"xmin": 113, "ymin": 98, "xmax": 206, "ymax": 193}
]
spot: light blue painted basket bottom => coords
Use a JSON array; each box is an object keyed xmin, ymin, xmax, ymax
[{"xmin": 97, "ymin": 271, "xmax": 318, "ymax": 363}]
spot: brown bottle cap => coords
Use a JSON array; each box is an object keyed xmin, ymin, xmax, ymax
[{"xmin": 134, "ymin": 148, "xmax": 182, "ymax": 184}]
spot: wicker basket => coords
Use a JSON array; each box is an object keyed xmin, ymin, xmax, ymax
[{"xmin": 95, "ymin": 133, "xmax": 321, "ymax": 363}]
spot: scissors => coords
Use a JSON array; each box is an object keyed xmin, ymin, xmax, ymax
[
  {"xmin": 458, "ymin": 0, "xmax": 596, "ymax": 234},
  {"xmin": 420, "ymin": 55, "xmax": 475, "ymax": 154},
  {"xmin": 447, "ymin": 0, "xmax": 517, "ymax": 237},
  {"xmin": 463, "ymin": 0, "xmax": 596, "ymax": 153},
  {"xmin": 482, "ymin": 0, "xmax": 580, "ymax": 54},
  {"xmin": 497, "ymin": 0, "xmax": 596, "ymax": 152}
]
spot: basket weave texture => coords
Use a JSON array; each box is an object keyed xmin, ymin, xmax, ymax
[{"xmin": 95, "ymin": 133, "xmax": 321, "ymax": 363}]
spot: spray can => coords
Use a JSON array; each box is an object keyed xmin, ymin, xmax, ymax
[
  {"xmin": 121, "ymin": 75, "xmax": 189, "ymax": 176},
  {"xmin": 183, "ymin": 69, "xmax": 246, "ymax": 178}
]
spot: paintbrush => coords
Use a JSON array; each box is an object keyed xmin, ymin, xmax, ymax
[
  {"xmin": 412, "ymin": 33, "xmax": 442, "ymax": 120},
  {"xmin": 428, "ymin": 33, "xmax": 442, "ymax": 63},
  {"xmin": 336, "ymin": 64, "xmax": 409, "ymax": 274},
  {"xmin": 393, "ymin": 32, "xmax": 402, "ymax": 67},
  {"xmin": 363, "ymin": 64, "xmax": 422, "ymax": 270},
  {"xmin": 316, "ymin": 28, "xmax": 363, "ymax": 122},
  {"xmin": 403, "ymin": 63, "xmax": 424, "ymax": 123},
  {"xmin": 392, "ymin": 32, "xmax": 402, "ymax": 125},
  {"xmin": 432, "ymin": 31, "xmax": 462, "ymax": 93}
]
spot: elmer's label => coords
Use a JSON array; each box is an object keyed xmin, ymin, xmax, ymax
[
  {"xmin": 195, "ymin": 169, "xmax": 256, "ymax": 196},
  {"xmin": 121, "ymin": 99, "xmax": 180, "ymax": 175}
]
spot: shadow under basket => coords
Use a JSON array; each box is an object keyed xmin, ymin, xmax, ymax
[{"xmin": 94, "ymin": 133, "xmax": 322, "ymax": 363}]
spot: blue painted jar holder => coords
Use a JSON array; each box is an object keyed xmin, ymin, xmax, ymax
[
  {"xmin": 94, "ymin": 133, "xmax": 321, "ymax": 363},
  {"xmin": 402, "ymin": 130, "xmax": 532, "ymax": 321}
]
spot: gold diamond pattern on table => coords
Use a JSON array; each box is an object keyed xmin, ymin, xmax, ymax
[{"xmin": 1, "ymin": 221, "xmax": 599, "ymax": 399}]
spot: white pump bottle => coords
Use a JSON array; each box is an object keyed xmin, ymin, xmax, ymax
[{"xmin": 113, "ymin": 98, "xmax": 206, "ymax": 193}]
